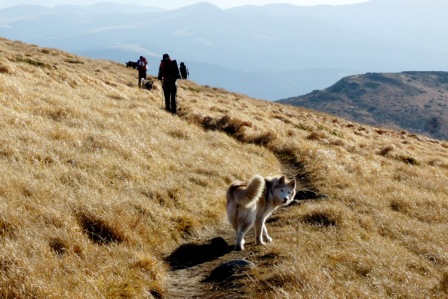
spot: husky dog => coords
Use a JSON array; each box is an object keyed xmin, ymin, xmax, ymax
[{"xmin": 226, "ymin": 175, "xmax": 296, "ymax": 251}]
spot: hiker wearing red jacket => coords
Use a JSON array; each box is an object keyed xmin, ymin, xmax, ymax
[{"xmin": 137, "ymin": 56, "xmax": 148, "ymax": 88}]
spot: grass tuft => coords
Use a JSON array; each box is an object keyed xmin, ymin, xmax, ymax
[
  {"xmin": 199, "ymin": 114, "xmax": 252, "ymax": 136},
  {"xmin": 76, "ymin": 212, "xmax": 125, "ymax": 245},
  {"xmin": 398, "ymin": 155, "xmax": 420, "ymax": 165},
  {"xmin": 302, "ymin": 211, "xmax": 337, "ymax": 227},
  {"xmin": 379, "ymin": 145, "xmax": 395, "ymax": 156},
  {"xmin": 13, "ymin": 56, "xmax": 50, "ymax": 68},
  {"xmin": 440, "ymin": 272, "xmax": 448, "ymax": 293},
  {"xmin": 0, "ymin": 64, "xmax": 10, "ymax": 73},
  {"xmin": 0, "ymin": 219, "xmax": 15, "ymax": 238},
  {"xmin": 49, "ymin": 237, "xmax": 68, "ymax": 256},
  {"xmin": 306, "ymin": 131, "xmax": 326, "ymax": 140},
  {"xmin": 173, "ymin": 215, "xmax": 200, "ymax": 239},
  {"xmin": 64, "ymin": 58, "xmax": 84, "ymax": 64},
  {"xmin": 244, "ymin": 131, "xmax": 278, "ymax": 146}
]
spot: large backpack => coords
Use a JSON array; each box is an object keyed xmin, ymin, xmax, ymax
[
  {"xmin": 161, "ymin": 59, "xmax": 181, "ymax": 81},
  {"xmin": 137, "ymin": 57, "xmax": 147, "ymax": 71}
]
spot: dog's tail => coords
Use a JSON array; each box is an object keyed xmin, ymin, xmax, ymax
[{"xmin": 227, "ymin": 175, "xmax": 265, "ymax": 207}]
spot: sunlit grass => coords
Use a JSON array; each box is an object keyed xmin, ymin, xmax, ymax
[{"xmin": 0, "ymin": 37, "xmax": 447, "ymax": 298}]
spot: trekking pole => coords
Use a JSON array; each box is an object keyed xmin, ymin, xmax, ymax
[{"xmin": 161, "ymin": 82, "xmax": 164, "ymax": 109}]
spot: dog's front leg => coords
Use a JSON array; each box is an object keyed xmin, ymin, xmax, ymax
[
  {"xmin": 262, "ymin": 224, "xmax": 272, "ymax": 243},
  {"xmin": 235, "ymin": 230, "xmax": 246, "ymax": 251},
  {"xmin": 255, "ymin": 218, "xmax": 267, "ymax": 245}
]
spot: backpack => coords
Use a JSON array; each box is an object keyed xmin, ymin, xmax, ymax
[
  {"xmin": 137, "ymin": 57, "xmax": 147, "ymax": 71},
  {"xmin": 160, "ymin": 59, "xmax": 181, "ymax": 81}
]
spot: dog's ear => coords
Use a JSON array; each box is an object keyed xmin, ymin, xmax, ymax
[
  {"xmin": 288, "ymin": 178, "xmax": 296, "ymax": 190},
  {"xmin": 279, "ymin": 176, "xmax": 286, "ymax": 184}
]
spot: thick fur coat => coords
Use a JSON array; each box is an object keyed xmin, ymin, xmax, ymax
[{"xmin": 226, "ymin": 175, "xmax": 296, "ymax": 251}]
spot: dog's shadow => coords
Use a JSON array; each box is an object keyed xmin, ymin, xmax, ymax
[{"xmin": 165, "ymin": 237, "xmax": 232, "ymax": 270}]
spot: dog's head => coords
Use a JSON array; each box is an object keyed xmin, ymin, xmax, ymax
[{"xmin": 272, "ymin": 176, "xmax": 296, "ymax": 206}]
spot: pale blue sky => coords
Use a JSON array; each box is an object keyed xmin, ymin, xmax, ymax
[{"xmin": 0, "ymin": 0, "xmax": 368, "ymax": 9}]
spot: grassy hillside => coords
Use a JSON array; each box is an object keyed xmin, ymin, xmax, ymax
[
  {"xmin": 279, "ymin": 72, "xmax": 448, "ymax": 141},
  {"xmin": 1, "ymin": 38, "xmax": 447, "ymax": 298}
]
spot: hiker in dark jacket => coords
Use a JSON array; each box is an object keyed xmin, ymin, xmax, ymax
[
  {"xmin": 137, "ymin": 56, "xmax": 148, "ymax": 88},
  {"xmin": 158, "ymin": 53, "xmax": 181, "ymax": 114},
  {"xmin": 179, "ymin": 62, "xmax": 189, "ymax": 79}
]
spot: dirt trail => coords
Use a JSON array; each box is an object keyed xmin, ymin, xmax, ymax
[
  {"xmin": 164, "ymin": 200, "xmax": 320, "ymax": 298},
  {"xmin": 164, "ymin": 195, "xmax": 323, "ymax": 298},
  {"xmin": 165, "ymin": 228, "xmax": 253, "ymax": 298}
]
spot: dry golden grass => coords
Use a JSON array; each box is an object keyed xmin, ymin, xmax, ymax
[{"xmin": 1, "ymin": 37, "xmax": 447, "ymax": 298}]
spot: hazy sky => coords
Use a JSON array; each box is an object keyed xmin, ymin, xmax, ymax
[{"xmin": 0, "ymin": 0, "xmax": 368, "ymax": 10}]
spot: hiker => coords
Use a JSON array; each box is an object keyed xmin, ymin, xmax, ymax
[
  {"xmin": 137, "ymin": 56, "xmax": 148, "ymax": 88},
  {"xmin": 179, "ymin": 62, "xmax": 189, "ymax": 79},
  {"xmin": 158, "ymin": 53, "xmax": 181, "ymax": 114}
]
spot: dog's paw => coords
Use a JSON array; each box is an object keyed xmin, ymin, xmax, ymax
[
  {"xmin": 235, "ymin": 244, "xmax": 244, "ymax": 251},
  {"xmin": 256, "ymin": 240, "xmax": 266, "ymax": 246},
  {"xmin": 265, "ymin": 235, "xmax": 273, "ymax": 243},
  {"xmin": 235, "ymin": 238, "xmax": 245, "ymax": 251}
]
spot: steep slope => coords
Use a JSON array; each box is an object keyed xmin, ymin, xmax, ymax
[
  {"xmin": 279, "ymin": 71, "xmax": 448, "ymax": 141},
  {"xmin": 1, "ymin": 38, "xmax": 447, "ymax": 298}
]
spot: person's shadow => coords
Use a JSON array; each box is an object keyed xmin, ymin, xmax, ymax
[{"xmin": 165, "ymin": 237, "xmax": 232, "ymax": 270}]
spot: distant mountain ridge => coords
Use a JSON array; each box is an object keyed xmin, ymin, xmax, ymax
[
  {"xmin": 0, "ymin": 3, "xmax": 165, "ymax": 15},
  {"xmin": 278, "ymin": 71, "xmax": 448, "ymax": 140},
  {"xmin": 1, "ymin": 1, "xmax": 448, "ymax": 100}
]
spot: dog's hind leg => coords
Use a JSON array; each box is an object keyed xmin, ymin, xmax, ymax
[{"xmin": 235, "ymin": 223, "xmax": 252, "ymax": 251}]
